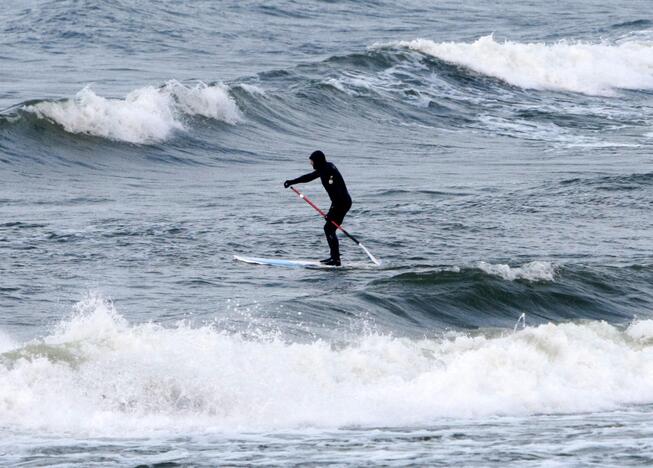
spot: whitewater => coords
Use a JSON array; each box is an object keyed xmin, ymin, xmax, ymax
[
  {"xmin": 2, "ymin": 0, "xmax": 653, "ymax": 465},
  {"xmin": 3, "ymin": 293, "xmax": 653, "ymax": 436},
  {"xmin": 21, "ymin": 81, "xmax": 241, "ymax": 144},
  {"xmin": 390, "ymin": 35, "xmax": 653, "ymax": 96}
]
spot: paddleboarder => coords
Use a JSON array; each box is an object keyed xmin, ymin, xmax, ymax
[{"xmin": 284, "ymin": 151, "xmax": 352, "ymax": 266}]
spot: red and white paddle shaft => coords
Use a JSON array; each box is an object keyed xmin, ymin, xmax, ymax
[{"xmin": 290, "ymin": 186, "xmax": 381, "ymax": 265}]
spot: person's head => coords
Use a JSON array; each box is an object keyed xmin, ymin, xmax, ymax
[{"xmin": 309, "ymin": 150, "xmax": 326, "ymax": 169}]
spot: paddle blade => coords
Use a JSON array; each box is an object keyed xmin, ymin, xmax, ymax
[{"xmin": 359, "ymin": 243, "xmax": 381, "ymax": 266}]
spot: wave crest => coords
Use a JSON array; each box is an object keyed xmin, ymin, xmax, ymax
[
  {"xmin": 22, "ymin": 81, "xmax": 241, "ymax": 144},
  {"xmin": 389, "ymin": 35, "xmax": 653, "ymax": 96},
  {"xmin": 477, "ymin": 261, "xmax": 556, "ymax": 282}
]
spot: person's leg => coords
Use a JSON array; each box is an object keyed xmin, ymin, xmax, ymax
[
  {"xmin": 323, "ymin": 219, "xmax": 339, "ymax": 262},
  {"xmin": 323, "ymin": 205, "xmax": 348, "ymax": 264}
]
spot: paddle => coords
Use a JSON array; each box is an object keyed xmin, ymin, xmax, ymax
[{"xmin": 289, "ymin": 186, "xmax": 381, "ymax": 266}]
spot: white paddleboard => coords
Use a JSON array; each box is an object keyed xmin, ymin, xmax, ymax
[{"xmin": 234, "ymin": 255, "xmax": 338, "ymax": 269}]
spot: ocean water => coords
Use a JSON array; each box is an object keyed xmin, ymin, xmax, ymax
[{"xmin": 1, "ymin": 0, "xmax": 653, "ymax": 465}]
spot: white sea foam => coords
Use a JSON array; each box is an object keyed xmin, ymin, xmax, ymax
[
  {"xmin": 391, "ymin": 35, "xmax": 653, "ymax": 96},
  {"xmin": 626, "ymin": 319, "xmax": 653, "ymax": 344},
  {"xmin": 2, "ymin": 293, "xmax": 653, "ymax": 436},
  {"xmin": 164, "ymin": 80, "xmax": 241, "ymax": 123},
  {"xmin": 323, "ymin": 68, "xmax": 403, "ymax": 97},
  {"xmin": 324, "ymin": 78, "xmax": 349, "ymax": 94},
  {"xmin": 236, "ymin": 83, "xmax": 266, "ymax": 95},
  {"xmin": 0, "ymin": 330, "xmax": 16, "ymax": 353},
  {"xmin": 476, "ymin": 115, "xmax": 575, "ymax": 143},
  {"xmin": 477, "ymin": 261, "xmax": 556, "ymax": 282},
  {"xmin": 324, "ymin": 74, "xmax": 380, "ymax": 96},
  {"xmin": 25, "ymin": 81, "xmax": 241, "ymax": 144}
]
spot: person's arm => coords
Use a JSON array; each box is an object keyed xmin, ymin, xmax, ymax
[{"xmin": 284, "ymin": 171, "xmax": 319, "ymax": 188}]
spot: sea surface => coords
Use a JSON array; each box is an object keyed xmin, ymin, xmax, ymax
[{"xmin": 2, "ymin": 1, "xmax": 653, "ymax": 466}]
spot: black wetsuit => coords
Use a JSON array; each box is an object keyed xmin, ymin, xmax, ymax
[{"xmin": 287, "ymin": 162, "xmax": 352, "ymax": 261}]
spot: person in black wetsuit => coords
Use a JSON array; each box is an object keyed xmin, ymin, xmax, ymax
[{"xmin": 284, "ymin": 151, "xmax": 352, "ymax": 266}]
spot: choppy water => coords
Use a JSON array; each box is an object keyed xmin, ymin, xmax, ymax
[{"xmin": 2, "ymin": 0, "xmax": 653, "ymax": 466}]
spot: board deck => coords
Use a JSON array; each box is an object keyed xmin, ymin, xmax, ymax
[{"xmin": 233, "ymin": 255, "xmax": 338, "ymax": 269}]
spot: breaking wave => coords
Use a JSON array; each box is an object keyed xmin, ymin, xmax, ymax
[
  {"xmin": 3, "ymin": 35, "xmax": 653, "ymax": 153},
  {"xmin": 388, "ymin": 35, "xmax": 653, "ymax": 96},
  {"xmin": 19, "ymin": 81, "xmax": 241, "ymax": 144},
  {"xmin": 1, "ymin": 294, "xmax": 653, "ymax": 436},
  {"xmin": 477, "ymin": 261, "xmax": 556, "ymax": 282}
]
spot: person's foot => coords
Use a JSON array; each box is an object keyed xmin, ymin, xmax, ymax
[
  {"xmin": 322, "ymin": 258, "xmax": 341, "ymax": 266},
  {"xmin": 320, "ymin": 257, "xmax": 333, "ymax": 264}
]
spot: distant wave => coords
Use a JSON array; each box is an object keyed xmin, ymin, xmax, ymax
[
  {"xmin": 2, "ymin": 37, "xmax": 652, "ymax": 151},
  {"xmin": 560, "ymin": 172, "xmax": 653, "ymax": 190},
  {"xmin": 477, "ymin": 261, "xmax": 556, "ymax": 282},
  {"xmin": 1, "ymin": 293, "xmax": 653, "ymax": 435},
  {"xmin": 18, "ymin": 81, "xmax": 241, "ymax": 144},
  {"xmin": 383, "ymin": 35, "xmax": 653, "ymax": 96}
]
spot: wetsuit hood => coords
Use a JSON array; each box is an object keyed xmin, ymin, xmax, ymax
[{"xmin": 309, "ymin": 150, "xmax": 327, "ymax": 169}]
